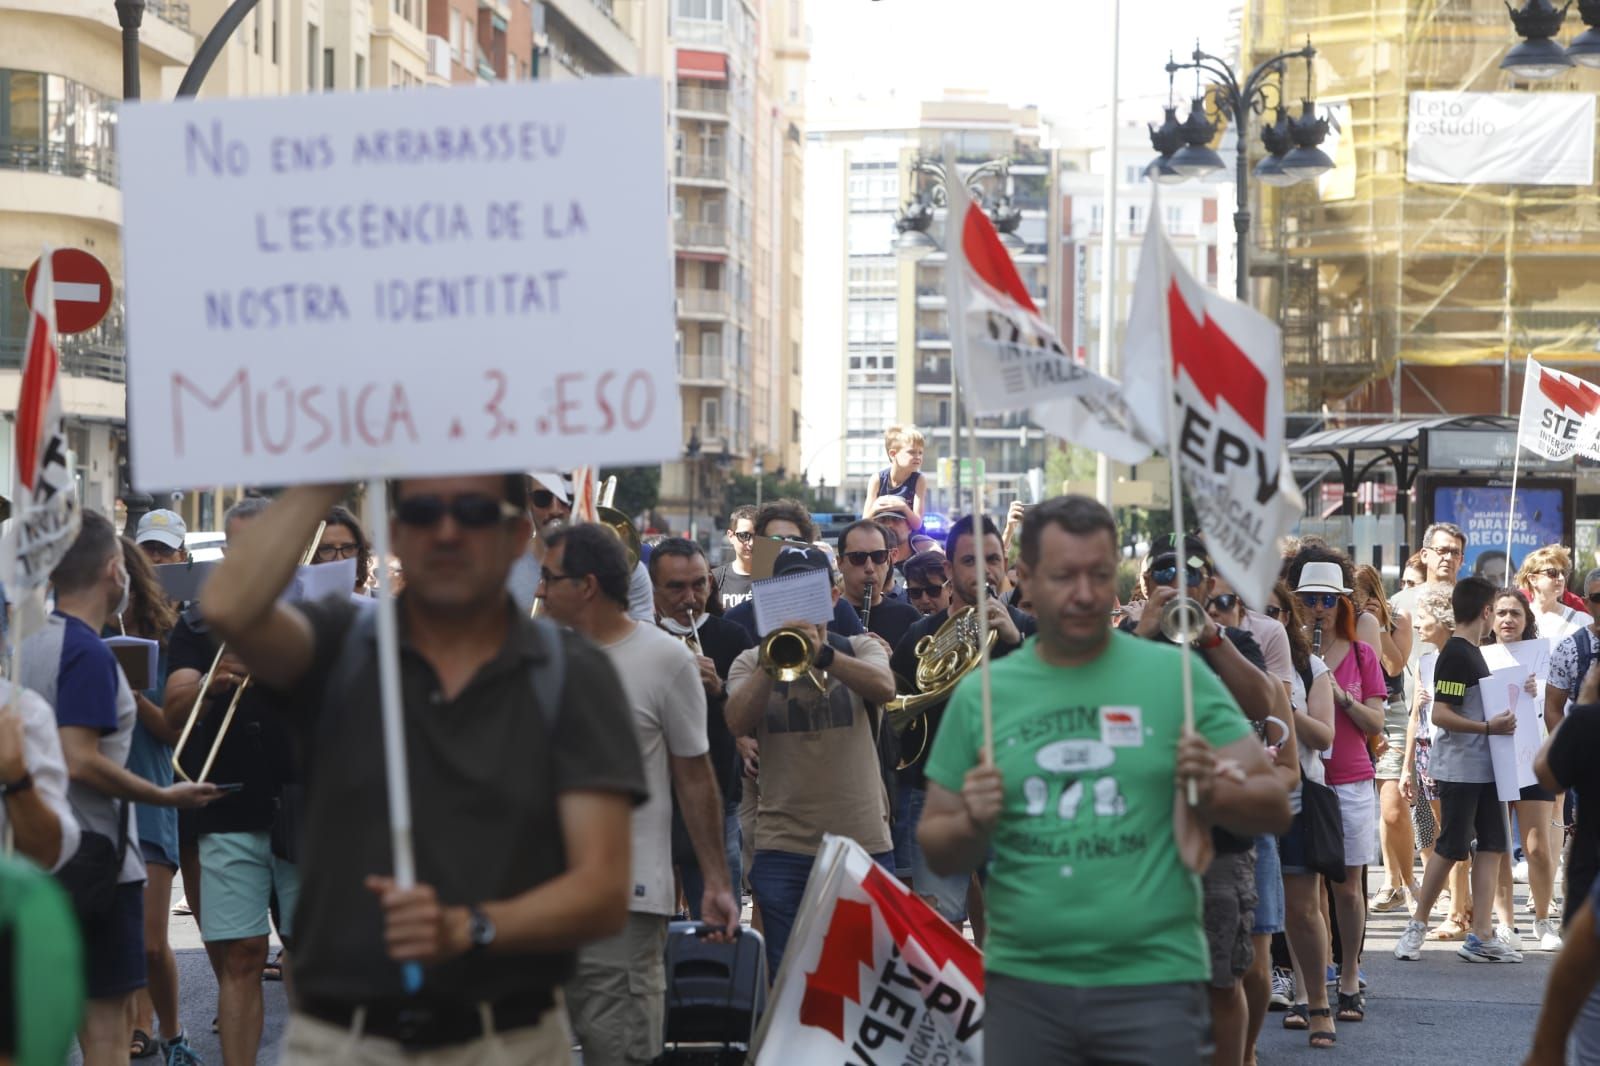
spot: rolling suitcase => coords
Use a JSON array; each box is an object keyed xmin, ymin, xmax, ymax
[{"xmin": 654, "ymin": 921, "xmax": 767, "ymax": 1066}]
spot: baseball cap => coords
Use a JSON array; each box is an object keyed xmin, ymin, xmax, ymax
[
  {"xmin": 1144, "ymin": 532, "xmax": 1210, "ymax": 574},
  {"xmin": 135, "ymin": 509, "xmax": 187, "ymax": 550},
  {"xmin": 771, "ymin": 544, "xmax": 831, "ymax": 578}
]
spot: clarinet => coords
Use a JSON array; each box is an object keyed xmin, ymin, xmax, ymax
[
  {"xmin": 861, "ymin": 580, "xmax": 874, "ymax": 634},
  {"xmin": 1312, "ymin": 621, "xmax": 1323, "ymax": 657}
]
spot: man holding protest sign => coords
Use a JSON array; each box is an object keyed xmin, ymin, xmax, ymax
[
  {"xmin": 917, "ymin": 496, "xmax": 1290, "ymax": 1066},
  {"xmin": 200, "ymin": 479, "xmax": 646, "ymax": 1061}
]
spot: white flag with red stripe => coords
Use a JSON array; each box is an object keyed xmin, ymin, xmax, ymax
[
  {"xmin": 944, "ymin": 176, "xmax": 1145, "ymax": 461},
  {"xmin": 1517, "ymin": 356, "xmax": 1600, "ymax": 461},
  {"xmin": 1119, "ymin": 198, "xmax": 1301, "ymax": 611},
  {"xmin": 1, "ymin": 247, "xmax": 82, "ymax": 598},
  {"xmin": 752, "ymin": 835, "xmax": 985, "ymax": 1066}
]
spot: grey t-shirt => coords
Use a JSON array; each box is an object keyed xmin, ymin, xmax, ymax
[{"xmin": 1428, "ymin": 635, "xmax": 1494, "ymax": 784}]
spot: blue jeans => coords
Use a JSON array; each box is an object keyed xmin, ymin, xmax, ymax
[
  {"xmin": 682, "ymin": 803, "xmax": 743, "ymax": 922},
  {"xmin": 891, "ymin": 786, "xmax": 971, "ymax": 923},
  {"xmin": 749, "ymin": 848, "xmax": 895, "ymax": 975}
]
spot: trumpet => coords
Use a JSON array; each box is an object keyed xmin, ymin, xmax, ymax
[
  {"xmin": 171, "ymin": 522, "xmax": 326, "ymax": 784},
  {"xmin": 759, "ymin": 625, "xmax": 826, "ymax": 692},
  {"xmin": 1160, "ymin": 596, "xmax": 1210, "ymax": 646}
]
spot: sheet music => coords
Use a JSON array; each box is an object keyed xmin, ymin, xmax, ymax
[{"xmin": 751, "ymin": 569, "xmax": 835, "ymax": 636}]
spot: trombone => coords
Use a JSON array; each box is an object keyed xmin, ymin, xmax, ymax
[{"xmin": 171, "ymin": 522, "xmax": 325, "ymax": 783}]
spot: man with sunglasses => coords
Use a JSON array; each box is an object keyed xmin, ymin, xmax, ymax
[
  {"xmin": 904, "ymin": 550, "xmax": 951, "ymax": 618},
  {"xmin": 1207, "ymin": 573, "xmax": 1294, "ymax": 700},
  {"xmin": 837, "ymin": 520, "xmax": 920, "ymax": 651},
  {"xmin": 199, "ymin": 477, "xmax": 647, "ymax": 1062},
  {"xmin": 520, "ymin": 473, "xmax": 655, "ymax": 623},
  {"xmin": 712, "ymin": 506, "xmax": 758, "ymax": 611},
  {"xmin": 888, "ymin": 514, "xmax": 1036, "ymax": 924}
]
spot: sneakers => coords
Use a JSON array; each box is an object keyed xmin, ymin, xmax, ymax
[
  {"xmin": 1395, "ymin": 919, "xmax": 1427, "ymax": 961},
  {"xmin": 1370, "ymin": 886, "xmax": 1408, "ymax": 912},
  {"xmin": 1495, "ymin": 923, "xmax": 1524, "ymax": 953},
  {"xmin": 1534, "ymin": 918, "xmax": 1564, "ymax": 951},
  {"xmin": 1513, "ymin": 859, "xmax": 1530, "ymax": 884},
  {"xmin": 1270, "ymin": 968, "xmax": 1293, "ymax": 1009},
  {"xmin": 1458, "ymin": 932, "xmax": 1525, "ymax": 963},
  {"xmin": 163, "ymin": 1033, "xmax": 204, "ymax": 1066}
]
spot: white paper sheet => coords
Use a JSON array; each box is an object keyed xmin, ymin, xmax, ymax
[
  {"xmin": 1481, "ymin": 637, "xmax": 1556, "ymax": 719},
  {"xmin": 751, "ymin": 568, "xmax": 835, "ymax": 637},
  {"xmin": 284, "ymin": 558, "xmax": 358, "ymax": 604},
  {"xmin": 1481, "ymin": 663, "xmax": 1542, "ymax": 802}
]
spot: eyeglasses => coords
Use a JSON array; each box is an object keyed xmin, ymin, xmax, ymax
[
  {"xmin": 394, "ymin": 494, "xmax": 522, "ymax": 529},
  {"xmin": 907, "ymin": 584, "xmax": 945, "ymax": 600},
  {"xmin": 1265, "ymin": 605, "xmax": 1284, "ymax": 620},
  {"xmin": 1298, "ymin": 592, "xmax": 1340, "ymax": 609},
  {"xmin": 1149, "ymin": 565, "xmax": 1205, "ymax": 588},
  {"xmin": 843, "ymin": 550, "xmax": 890, "ymax": 567},
  {"xmin": 313, "ymin": 542, "xmax": 360, "ymax": 562},
  {"xmin": 731, "ymin": 530, "xmax": 755, "ymax": 544},
  {"xmin": 1425, "ymin": 544, "xmax": 1462, "ymax": 558},
  {"xmin": 539, "ymin": 568, "xmax": 581, "ymax": 586},
  {"xmin": 1208, "ymin": 593, "xmax": 1240, "ymax": 612}
]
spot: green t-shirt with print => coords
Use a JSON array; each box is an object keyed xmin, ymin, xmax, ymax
[
  {"xmin": 0, "ymin": 854, "xmax": 84, "ymax": 1065},
  {"xmin": 924, "ymin": 630, "xmax": 1252, "ymax": 988}
]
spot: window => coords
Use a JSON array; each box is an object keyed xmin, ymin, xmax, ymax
[
  {"xmin": 701, "ymin": 397, "xmax": 722, "ymax": 436},
  {"xmin": 323, "ymin": 48, "xmax": 335, "ymax": 91},
  {"xmin": 271, "ymin": 0, "xmax": 279, "ymax": 62},
  {"xmin": 701, "ymin": 198, "xmax": 723, "ymax": 225},
  {"xmin": 307, "ymin": 25, "xmax": 319, "ymax": 90},
  {"xmin": 355, "ymin": 55, "xmax": 366, "ymax": 89},
  {"xmin": 1165, "ymin": 204, "xmax": 1185, "ymax": 234},
  {"xmin": 252, "ymin": 8, "xmax": 261, "ymax": 53},
  {"xmin": 1089, "ymin": 203, "xmax": 1103, "ymax": 233},
  {"xmin": 450, "ymin": 10, "xmax": 462, "ymax": 60},
  {"xmin": 1127, "ymin": 204, "xmax": 1143, "ymax": 235},
  {"xmin": 672, "ymin": 196, "xmax": 684, "ymax": 219},
  {"xmin": 700, "ymin": 331, "xmax": 722, "ymax": 359}
]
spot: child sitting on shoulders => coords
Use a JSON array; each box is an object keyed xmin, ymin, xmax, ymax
[{"xmin": 864, "ymin": 423, "xmax": 926, "ymax": 527}]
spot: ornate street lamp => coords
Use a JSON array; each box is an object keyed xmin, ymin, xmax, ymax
[
  {"xmin": 1502, "ymin": 0, "xmax": 1575, "ymax": 78},
  {"xmin": 1568, "ymin": 0, "xmax": 1600, "ymax": 66}
]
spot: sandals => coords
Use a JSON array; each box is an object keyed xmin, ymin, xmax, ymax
[
  {"xmin": 1283, "ymin": 1003, "xmax": 1309, "ymax": 1030},
  {"xmin": 1308, "ymin": 1007, "xmax": 1337, "ymax": 1048},
  {"xmin": 263, "ymin": 950, "xmax": 283, "ymax": 982},
  {"xmin": 1337, "ymin": 991, "xmax": 1366, "ymax": 1023},
  {"xmin": 130, "ymin": 1029, "xmax": 158, "ymax": 1059}
]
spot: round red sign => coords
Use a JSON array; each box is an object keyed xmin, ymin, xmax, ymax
[{"xmin": 24, "ymin": 248, "xmax": 114, "ymax": 335}]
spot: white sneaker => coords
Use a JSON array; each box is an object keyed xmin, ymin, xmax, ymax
[
  {"xmin": 1395, "ymin": 918, "xmax": 1427, "ymax": 961},
  {"xmin": 1513, "ymin": 859, "xmax": 1530, "ymax": 884},
  {"xmin": 1495, "ymin": 923, "xmax": 1524, "ymax": 953},
  {"xmin": 1459, "ymin": 932, "xmax": 1525, "ymax": 963},
  {"xmin": 1534, "ymin": 918, "xmax": 1563, "ymax": 951},
  {"xmin": 1270, "ymin": 968, "xmax": 1293, "ymax": 1008}
]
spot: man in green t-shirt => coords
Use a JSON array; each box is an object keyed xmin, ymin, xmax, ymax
[
  {"xmin": 0, "ymin": 853, "xmax": 84, "ymax": 1066},
  {"xmin": 918, "ymin": 495, "xmax": 1292, "ymax": 1065}
]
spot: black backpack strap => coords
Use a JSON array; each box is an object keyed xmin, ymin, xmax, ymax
[{"xmin": 525, "ymin": 617, "xmax": 565, "ymax": 733}]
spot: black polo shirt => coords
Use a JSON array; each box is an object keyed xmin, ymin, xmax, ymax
[{"xmin": 281, "ymin": 594, "xmax": 646, "ymax": 1007}]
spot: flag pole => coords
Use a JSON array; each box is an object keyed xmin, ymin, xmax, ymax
[
  {"xmin": 1504, "ymin": 356, "xmax": 1529, "ymax": 581},
  {"xmin": 967, "ymin": 405, "xmax": 995, "ymax": 762},
  {"xmin": 368, "ymin": 477, "xmax": 423, "ymax": 994}
]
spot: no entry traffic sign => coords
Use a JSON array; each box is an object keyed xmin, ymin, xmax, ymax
[{"xmin": 25, "ymin": 248, "xmax": 114, "ymax": 334}]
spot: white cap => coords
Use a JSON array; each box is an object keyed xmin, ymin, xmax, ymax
[{"xmin": 136, "ymin": 509, "xmax": 187, "ymax": 550}]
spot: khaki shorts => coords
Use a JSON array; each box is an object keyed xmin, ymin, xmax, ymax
[
  {"xmin": 282, "ymin": 998, "xmax": 571, "ymax": 1064},
  {"xmin": 566, "ymin": 912, "xmax": 668, "ymax": 1066},
  {"xmin": 1202, "ymin": 849, "xmax": 1258, "ymax": 989}
]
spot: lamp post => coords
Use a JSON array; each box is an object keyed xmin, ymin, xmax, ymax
[
  {"xmin": 753, "ymin": 453, "xmax": 764, "ymax": 511},
  {"xmin": 685, "ymin": 426, "xmax": 701, "ymax": 546},
  {"xmin": 1148, "ymin": 41, "xmax": 1333, "ymax": 303}
]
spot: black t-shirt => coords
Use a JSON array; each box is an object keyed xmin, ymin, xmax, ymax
[
  {"xmin": 695, "ymin": 614, "xmax": 755, "ymax": 804},
  {"xmin": 890, "ymin": 604, "xmax": 1038, "ymax": 790},
  {"xmin": 168, "ymin": 610, "xmax": 297, "ymax": 835},
  {"xmin": 712, "ymin": 565, "xmax": 753, "ymax": 612},
  {"xmin": 1546, "ymin": 702, "xmax": 1600, "ymax": 921},
  {"xmin": 853, "ymin": 595, "xmax": 921, "ymax": 651},
  {"xmin": 280, "ymin": 595, "xmax": 648, "ymax": 1006}
]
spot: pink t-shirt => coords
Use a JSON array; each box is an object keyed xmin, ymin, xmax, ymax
[{"xmin": 1325, "ymin": 640, "xmax": 1385, "ymax": 785}]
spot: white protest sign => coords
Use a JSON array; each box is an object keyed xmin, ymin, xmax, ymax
[
  {"xmin": 1481, "ymin": 664, "xmax": 1542, "ymax": 801},
  {"xmin": 119, "ymin": 78, "xmax": 678, "ymax": 490},
  {"xmin": 1482, "ymin": 637, "xmax": 1556, "ymax": 711}
]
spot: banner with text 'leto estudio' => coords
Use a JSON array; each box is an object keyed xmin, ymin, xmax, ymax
[{"xmin": 118, "ymin": 78, "xmax": 677, "ymax": 490}]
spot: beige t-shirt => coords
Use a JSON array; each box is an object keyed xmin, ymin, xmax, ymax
[
  {"xmin": 727, "ymin": 635, "xmax": 893, "ymax": 857},
  {"xmin": 599, "ymin": 623, "xmax": 709, "ymax": 915}
]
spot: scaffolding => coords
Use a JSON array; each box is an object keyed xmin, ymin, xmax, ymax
[{"xmin": 1243, "ymin": 0, "xmax": 1600, "ymax": 418}]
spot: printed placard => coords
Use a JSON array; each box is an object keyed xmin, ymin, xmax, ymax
[{"xmin": 118, "ymin": 78, "xmax": 678, "ymax": 489}]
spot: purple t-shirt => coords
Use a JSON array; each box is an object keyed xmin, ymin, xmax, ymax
[{"xmin": 1326, "ymin": 640, "xmax": 1385, "ymax": 785}]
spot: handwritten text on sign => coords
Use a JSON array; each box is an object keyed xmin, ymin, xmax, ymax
[{"xmin": 119, "ymin": 78, "xmax": 677, "ymax": 490}]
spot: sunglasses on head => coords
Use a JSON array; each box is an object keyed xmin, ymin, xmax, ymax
[
  {"xmin": 907, "ymin": 583, "xmax": 945, "ymax": 599},
  {"xmin": 1298, "ymin": 591, "xmax": 1340, "ymax": 610},
  {"xmin": 394, "ymin": 494, "xmax": 521, "ymax": 529},
  {"xmin": 843, "ymin": 549, "xmax": 890, "ymax": 567},
  {"xmin": 1208, "ymin": 593, "xmax": 1240, "ymax": 612},
  {"xmin": 1149, "ymin": 565, "xmax": 1205, "ymax": 588}
]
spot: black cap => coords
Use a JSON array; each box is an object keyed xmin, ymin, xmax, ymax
[
  {"xmin": 1144, "ymin": 533, "xmax": 1211, "ymax": 573},
  {"xmin": 771, "ymin": 544, "xmax": 832, "ymax": 578}
]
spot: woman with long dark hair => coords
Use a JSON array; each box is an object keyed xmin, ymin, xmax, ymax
[{"xmin": 316, "ymin": 505, "xmax": 372, "ymax": 594}]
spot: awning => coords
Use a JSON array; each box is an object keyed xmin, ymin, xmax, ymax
[{"xmin": 677, "ymin": 49, "xmax": 727, "ymax": 82}]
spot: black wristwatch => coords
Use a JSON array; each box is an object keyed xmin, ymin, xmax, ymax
[
  {"xmin": 813, "ymin": 642, "xmax": 836, "ymax": 671},
  {"xmin": 0, "ymin": 772, "xmax": 33, "ymax": 798},
  {"xmin": 466, "ymin": 905, "xmax": 496, "ymax": 954}
]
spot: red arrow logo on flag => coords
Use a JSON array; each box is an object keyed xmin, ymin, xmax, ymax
[
  {"xmin": 1538, "ymin": 366, "xmax": 1600, "ymax": 418},
  {"xmin": 799, "ymin": 898, "xmax": 876, "ymax": 1040},
  {"xmin": 962, "ymin": 204, "xmax": 1038, "ymax": 316},
  {"xmin": 1167, "ymin": 280, "xmax": 1268, "ymax": 437},
  {"xmin": 16, "ymin": 306, "xmax": 59, "ymax": 496}
]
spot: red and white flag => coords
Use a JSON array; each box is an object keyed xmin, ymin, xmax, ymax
[
  {"xmin": 0, "ymin": 247, "xmax": 81, "ymax": 602},
  {"xmin": 753, "ymin": 835, "xmax": 985, "ymax": 1066},
  {"xmin": 1120, "ymin": 198, "xmax": 1301, "ymax": 611},
  {"xmin": 1517, "ymin": 355, "xmax": 1600, "ymax": 461},
  {"xmin": 944, "ymin": 177, "xmax": 1141, "ymax": 459}
]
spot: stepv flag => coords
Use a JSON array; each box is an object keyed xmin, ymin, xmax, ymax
[{"xmin": 1517, "ymin": 355, "xmax": 1600, "ymax": 461}]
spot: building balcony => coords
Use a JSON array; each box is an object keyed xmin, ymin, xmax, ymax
[
  {"xmin": 542, "ymin": 0, "xmax": 640, "ymax": 75},
  {"xmin": 679, "ymin": 353, "xmax": 732, "ymax": 384},
  {"xmin": 675, "ymin": 153, "xmax": 728, "ymax": 184},
  {"xmin": 0, "ymin": 331, "xmax": 125, "ymax": 384},
  {"xmin": 915, "ymin": 328, "xmax": 951, "ymax": 349},
  {"xmin": 1, "ymin": 138, "xmax": 117, "ymax": 186},
  {"xmin": 676, "ymin": 84, "xmax": 729, "ymax": 117},
  {"xmin": 677, "ymin": 288, "xmax": 731, "ymax": 318},
  {"xmin": 675, "ymin": 220, "xmax": 729, "ymax": 251}
]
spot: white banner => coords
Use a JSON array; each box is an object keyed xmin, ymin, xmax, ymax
[
  {"xmin": 119, "ymin": 78, "xmax": 679, "ymax": 490},
  {"xmin": 1517, "ymin": 355, "xmax": 1600, "ymax": 461},
  {"xmin": 753, "ymin": 836, "xmax": 985, "ymax": 1066},
  {"xmin": 1120, "ymin": 198, "xmax": 1301, "ymax": 612},
  {"xmin": 1407, "ymin": 92, "xmax": 1595, "ymax": 186}
]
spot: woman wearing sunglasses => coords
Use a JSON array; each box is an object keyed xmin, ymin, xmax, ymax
[
  {"xmin": 1293, "ymin": 558, "xmax": 1385, "ymax": 1024},
  {"xmin": 1517, "ymin": 545, "xmax": 1591, "ymax": 642}
]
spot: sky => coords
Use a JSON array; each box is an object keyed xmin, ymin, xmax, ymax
[{"xmin": 804, "ymin": 0, "xmax": 1243, "ymax": 132}]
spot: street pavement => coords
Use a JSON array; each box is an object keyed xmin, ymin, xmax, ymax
[{"xmin": 72, "ymin": 869, "xmax": 1555, "ymax": 1064}]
